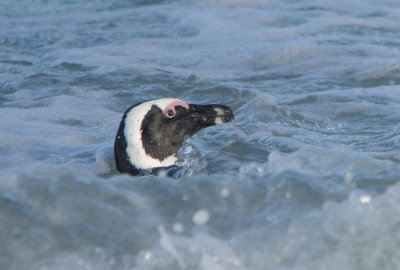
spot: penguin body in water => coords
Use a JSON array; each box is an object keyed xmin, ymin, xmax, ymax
[{"xmin": 114, "ymin": 98, "xmax": 234, "ymax": 176}]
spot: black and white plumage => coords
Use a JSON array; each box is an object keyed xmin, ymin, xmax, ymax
[{"xmin": 114, "ymin": 98, "xmax": 234, "ymax": 176}]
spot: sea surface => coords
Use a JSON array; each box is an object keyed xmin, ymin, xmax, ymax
[{"xmin": 1, "ymin": 0, "xmax": 400, "ymax": 269}]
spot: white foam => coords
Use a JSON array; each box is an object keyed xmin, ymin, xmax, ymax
[
  {"xmin": 220, "ymin": 187, "xmax": 230, "ymax": 198},
  {"xmin": 268, "ymin": 145, "xmax": 400, "ymax": 176},
  {"xmin": 158, "ymin": 225, "xmax": 184, "ymax": 268},
  {"xmin": 193, "ymin": 209, "xmax": 210, "ymax": 225},
  {"xmin": 172, "ymin": 222, "xmax": 185, "ymax": 234}
]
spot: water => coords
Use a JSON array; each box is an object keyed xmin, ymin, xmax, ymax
[{"xmin": 1, "ymin": 0, "xmax": 400, "ymax": 269}]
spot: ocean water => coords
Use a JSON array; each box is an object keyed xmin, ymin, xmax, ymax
[{"xmin": 1, "ymin": 0, "xmax": 400, "ymax": 269}]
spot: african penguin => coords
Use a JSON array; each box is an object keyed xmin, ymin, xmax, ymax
[{"xmin": 114, "ymin": 98, "xmax": 234, "ymax": 176}]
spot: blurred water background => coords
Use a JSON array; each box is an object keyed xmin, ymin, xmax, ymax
[{"xmin": 1, "ymin": 0, "xmax": 400, "ymax": 269}]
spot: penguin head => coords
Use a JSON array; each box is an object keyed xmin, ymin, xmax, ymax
[{"xmin": 114, "ymin": 98, "xmax": 234, "ymax": 175}]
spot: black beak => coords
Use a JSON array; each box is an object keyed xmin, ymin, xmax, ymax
[{"xmin": 188, "ymin": 104, "xmax": 235, "ymax": 127}]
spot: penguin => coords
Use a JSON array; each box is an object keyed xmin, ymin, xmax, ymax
[{"xmin": 114, "ymin": 98, "xmax": 234, "ymax": 176}]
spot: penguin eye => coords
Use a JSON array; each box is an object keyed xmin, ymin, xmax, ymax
[{"xmin": 165, "ymin": 109, "xmax": 175, "ymax": 118}]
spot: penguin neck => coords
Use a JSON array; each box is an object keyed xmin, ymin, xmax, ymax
[
  {"xmin": 123, "ymin": 104, "xmax": 178, "ymax": 170},
  {"xmin": 114, "ymin": 117, "xmax": 141, "ymax": 176},
  {"xmin": 114, "ymin": 107, "xmax": 178, "ymax": 175}
]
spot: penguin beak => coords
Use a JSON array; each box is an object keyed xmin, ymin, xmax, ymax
[{"xmin": 188, "ymin": 104, "xmax": 235, "ymax": 127}]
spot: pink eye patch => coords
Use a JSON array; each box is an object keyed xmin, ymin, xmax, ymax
[{"xmin": 163, "ymin": 100, "xmax": 189, "ymax": 118}]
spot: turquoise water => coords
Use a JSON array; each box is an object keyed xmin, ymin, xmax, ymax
[{"xmin": 1, "ymin": 0, "xmax": 400, "ymax": 269}]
